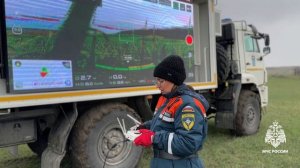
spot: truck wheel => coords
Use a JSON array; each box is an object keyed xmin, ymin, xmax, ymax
[
  {"xmin": 71, "ymin": 103, "xmax": 143, "ymax": 168},
  {"xmin": 216, "ymin": 43, "xmax": 230, "ymax": 84},
  {"xmin": 235, "ymin": 90, "xmax": 261, "ymax": 135}
]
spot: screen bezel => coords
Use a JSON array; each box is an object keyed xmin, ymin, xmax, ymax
[{"xmin": 0, "ymin": 0, "xmax": 9, "ymax": 87}]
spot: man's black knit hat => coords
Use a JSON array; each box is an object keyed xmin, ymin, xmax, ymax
[{"xmin": 153, "ymin": 55, "xmax": 186, "ymax": 85}]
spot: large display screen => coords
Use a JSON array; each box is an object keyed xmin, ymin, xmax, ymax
[{"xmin": 5, "ymin": 0, "xmax": 195, "ymax": 93}]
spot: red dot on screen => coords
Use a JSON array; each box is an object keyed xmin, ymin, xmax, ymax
[{"xmin": 185, "ymin": 35, "xmax": 193, "ymax": 45}]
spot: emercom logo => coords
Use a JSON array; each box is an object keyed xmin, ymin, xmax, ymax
[
  {"xmin": 262, "ymin": 121, "xmax": 288, "ymax": 154},
  {"xmin": 265, "ymin": 121, "xmax": 286, "ymax": 148}
]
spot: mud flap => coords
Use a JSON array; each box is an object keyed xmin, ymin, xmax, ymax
[
  {"xmin": 215, "ymin": 79, "xmax": 241, "ymax": 129},
  {"xmin": 41, "ymin": 103, "xmax": 78, "ymax": 168},
  {"xmin": 215, "ymin": 112, "xmax": 234, "ymax": 129}
]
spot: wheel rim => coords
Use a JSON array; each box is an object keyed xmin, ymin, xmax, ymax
[
  {"xmin": 98, "ymin": 125, "xmax": 132, "ymax": 166},
  {"xmin": 246, "ymin": 105, "xmax": 256, "ymax": 126}
]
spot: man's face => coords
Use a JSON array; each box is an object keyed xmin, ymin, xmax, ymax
[{"xmin": 155, "ymin": 78, "xmax": 174, "ymax": 94}]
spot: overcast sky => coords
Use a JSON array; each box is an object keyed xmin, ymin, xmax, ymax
[{"xmin": 217, "ymin": 0, "xmax": 300, "ymax": 67}]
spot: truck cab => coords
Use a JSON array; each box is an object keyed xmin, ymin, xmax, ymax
[{"xmin": 215, "ymin": 19, "xmax": 270, "ymax": 135}]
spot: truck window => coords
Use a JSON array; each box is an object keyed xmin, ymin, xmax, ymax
[
  {"xmin": 4, "ymin": 0, "xmax": 196, "ymax": 93},
  {"xmin": 244, "ymin": 35, "xmax": 260, "ymax": 53}
]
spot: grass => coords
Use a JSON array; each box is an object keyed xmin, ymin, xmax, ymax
[
  {"xmin": 1, "ymin": 76, "xmax": 299, "ymax": 168},
  {"xmin": 198, "ymin": 76, "xmax": 300, "ymax": 168}
]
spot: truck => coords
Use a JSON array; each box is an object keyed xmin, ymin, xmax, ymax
[{"xmin": 0, "ymin": 0, "xmax": 270, "ymax": 167}]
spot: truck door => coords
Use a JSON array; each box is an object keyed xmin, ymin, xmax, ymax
[{"xmin": 243, "ymin": 34, "xmax": 266, "ymax": 85}]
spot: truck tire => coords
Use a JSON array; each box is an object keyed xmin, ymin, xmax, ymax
[
  {"xmin": 235, "ymin": 90, "xmax": 261, "ymax": 135},
  {"xmin": 70, "ymin": 103, "xmax": 143, "ymax": 168},
  {"xmin": 216, "ymin": 43, "xmax": 230, "ymax": 84}
]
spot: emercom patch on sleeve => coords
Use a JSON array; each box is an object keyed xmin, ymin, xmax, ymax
[{"xmin": 181, "ymin": 113, "xmax": 195, "ymax": 131}]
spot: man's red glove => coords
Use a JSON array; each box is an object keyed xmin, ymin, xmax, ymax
[{"xmin": 133, "ymin": 129, "xmax": 155, "ymax": 147}]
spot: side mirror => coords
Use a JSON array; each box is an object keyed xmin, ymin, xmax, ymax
[
  {"xmin": 264, "ymin": 34, "xmax": 270, "ymax": 46},
  {"xmin": 263, "ymin": 46, "xmax": 271, "ymax": 55}
]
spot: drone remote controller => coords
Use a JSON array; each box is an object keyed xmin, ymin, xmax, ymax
[
  {"xmin": 125, "ymin": 130, "xmax": 141, "ymax": 141},
  {"xmin": 117, "ymin": 117, "xmax": 141, "ymax": 141}
]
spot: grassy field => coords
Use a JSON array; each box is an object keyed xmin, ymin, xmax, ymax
[
  {"xmin": 1, "ymin": 76, "xmax": 299, "ymax": 168},
  {"xmin": 200, "ymin": 76, "xmax": 300, "ymax": 168}
]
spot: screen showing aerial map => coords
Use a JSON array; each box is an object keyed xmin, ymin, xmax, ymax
[{"xmin": 5, "ymin": 0, "xmax": 195, "ymax": 93}]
